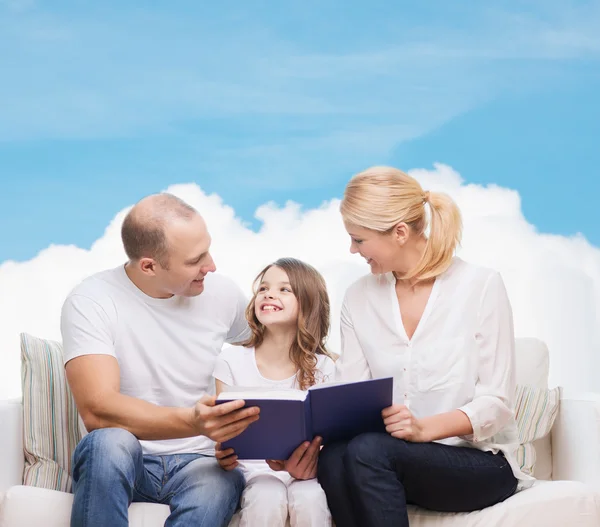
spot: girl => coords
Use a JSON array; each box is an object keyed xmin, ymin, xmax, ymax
[
  {"xmin": 318, "ymin": 166, "xmax": 533, "ymax": 527},
  {"xmin": 213, "ymin": 257, "xmax": 335, "ymax": 527}
]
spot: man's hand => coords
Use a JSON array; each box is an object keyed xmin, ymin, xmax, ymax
[
  {"xmin": 382, "ymin": 404, "xmax": 429, "ymax": 442},
  {"xmin": 192, "ymin": 395, "xmax": 260, "ymax": 443},
  {"xmin": 266, "ymin": 436, "xmax": 321, "ymax": 480},
  {"xmin": 215, "ymin": 442, "xmax": 239, "ymax": 471}
]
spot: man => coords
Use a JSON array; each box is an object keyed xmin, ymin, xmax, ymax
[
  {"xmin": 63, "ymin": 193, "xmax": 323, "ymax": 527},
  {"xmin": 61, "ymin": 193, "xmax": 260, "ymax": 527}
]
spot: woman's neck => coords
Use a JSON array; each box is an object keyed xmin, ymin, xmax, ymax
[{"xmin": 393, "ymin": 235, "xmax": 428, "ymax": 286}]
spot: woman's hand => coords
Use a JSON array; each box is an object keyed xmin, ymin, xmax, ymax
[
  {"xmin": 382, "ymin": 404, "xmax": 429, "ymax": 442},
  {"xmin": 215, "ymin": 442, "xmax": 239, "ymax": 471}
]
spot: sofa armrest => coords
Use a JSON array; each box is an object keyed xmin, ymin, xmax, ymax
[
  {"xmin": 552, "ymin": 390, "xmax": 600, "ymax": 486},
  {"xmin": 0, "ymin": 399, "xmax": 24, "ymax": 493}
]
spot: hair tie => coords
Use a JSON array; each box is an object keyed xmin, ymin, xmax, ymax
[{"xmin": 423, "ymin": 191, "xmax": 430, "ymax": 205}]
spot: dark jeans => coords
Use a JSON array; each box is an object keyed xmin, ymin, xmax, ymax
[{"xmin": 318, "ymin": 432, "xmax": 518, "ymax": 527}]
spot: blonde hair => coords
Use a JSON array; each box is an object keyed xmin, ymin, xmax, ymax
[
  {"xmin": 241, "ymin": 258, "xmax": 336, "ymax": 390},
  {"xmin": 341, "ymin": 166, "xmax": 462, "ymax": 281}
]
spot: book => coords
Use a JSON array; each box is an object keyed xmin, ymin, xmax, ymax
[{"xmin": 216, "ymin": 377, "xmax": 393, "ymax": 460}]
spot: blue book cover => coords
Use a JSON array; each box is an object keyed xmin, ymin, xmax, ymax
[{"xmin": 217, "ymin": 377, "xmax": 393, "ymax": 460}]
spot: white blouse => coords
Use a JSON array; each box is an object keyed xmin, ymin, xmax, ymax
[{"xmin": 336, "ymin": 257, "xmax": 533, "ymax": 486}]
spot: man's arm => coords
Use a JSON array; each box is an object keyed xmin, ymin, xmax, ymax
[
  {"xmin": 61, "ymin": 291, "xmax": 259, "ymax": 443},
  {"xmin": 67, "ymin": 354, "xmax": 259, "ymax": 442}
]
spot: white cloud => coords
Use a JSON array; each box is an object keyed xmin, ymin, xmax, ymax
[{"xmin": 1, "ymin": 164, "xmax": 599, "ymax": 400}]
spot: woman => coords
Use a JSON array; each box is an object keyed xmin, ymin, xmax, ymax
[{"xmin": 317, "ymin": 166, "xmax": 533, "ymax": 527}]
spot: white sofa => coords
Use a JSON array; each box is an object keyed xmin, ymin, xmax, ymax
[{"xmin": 1, "ymin": 337, "xmax": 599, "ymax": 526}]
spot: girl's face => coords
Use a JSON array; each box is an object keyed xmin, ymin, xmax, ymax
[{"xmin": 254, "ymin": 266, "xmax": 299, "ymax": 329}]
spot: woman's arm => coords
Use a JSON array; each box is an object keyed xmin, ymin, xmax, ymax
[
  {"xmin": 419, "ymin": 410, "xmax": 473, "ymax": 441},
  {"xmin": 386, "ymin": 271, "xmax": 515, "ymax": 443},
  {"xmin": 336, "ymin": 293, "xmax": 372, "ymax": 382},
  {"xmin": 457, "ymin": 271, "xmax": 516, "ymax": 443},
  {"xmin": 384, "ymin": 405, "xmax": 473, "ymax": 442}
]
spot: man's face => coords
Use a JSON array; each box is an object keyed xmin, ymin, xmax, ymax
[{"xmin": 155, "ymin": 214, "xmax": 216, "ymax": 297}]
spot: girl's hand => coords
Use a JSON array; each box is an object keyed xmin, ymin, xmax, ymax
[
  {"xmin": 266, "ymin": 459, "xmax": 286, "ymax": 471},
  {"xmin": 382, "ymin": 404, "xmax": 429, "ymax": 442},
  {"xmin": 266, "ymin": 436, "xmax": 321, "ymax": 480},
  {"xmin": 215, "ymin": 443, "xmax": 239, "ymax": 471}
]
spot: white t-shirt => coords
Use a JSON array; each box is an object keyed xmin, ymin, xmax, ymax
[
  {"xmin": 337, "ymin": 256, "xmax": 534, "ymax": 488},
  {"xmin": 213, "ymin": 345, "xmax": 336, "ymax": 481},
  {"xmin": 60, "ymin": 265, "xmax": 250, "ymax": 456}
]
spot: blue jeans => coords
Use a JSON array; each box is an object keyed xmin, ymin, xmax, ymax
[
  {"xmin": 70, "ymin": 428, "xmax": 244, "ymax": 527},
  {"xmin": 318, "ymin": 432, "xmax": 518, "ymax": 527}
]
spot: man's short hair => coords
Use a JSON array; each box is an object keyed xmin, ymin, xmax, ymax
[{"xmin": 121, "ymin": 193, "xmax": 197, "ymax": 268}]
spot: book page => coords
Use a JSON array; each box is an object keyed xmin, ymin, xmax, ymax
[
  {"xmin": 309, "ymin": 377, "xmax": 375, "ymax": 391},
  {"xmin": 217, "ymin": 386, "xmax": 308, "ymax": 401}
]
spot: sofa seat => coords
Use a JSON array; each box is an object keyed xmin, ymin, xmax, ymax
[
  {"xmin": 407, "ymin": 481, "xmax": 600, "ymax": 527},
  {"xmin": 2, "ymin": 480, "xmax": 599, "ymax": 527}
]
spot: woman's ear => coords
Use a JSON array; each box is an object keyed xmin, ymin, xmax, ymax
[{"xmin": 393, "ymin": 222, "xmax": 410, "ymax": 246}]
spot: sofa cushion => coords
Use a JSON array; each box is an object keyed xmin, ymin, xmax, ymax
[
  {"xmin": 514, "ymin": 384, "xmax": 560, "ymax": 476},
  {"xmin": 2, "ymin": 482, "xmax": 598, "ymax": 527},
  {"xmin": 0, "ymin": 485, "xmax": 170, "ymax": 527},
  {"xmin": 514, "ymin": 338, "xmax": 549, "ymax": 389},
  {"xmin": 20, "ymin": 333, "xmax": 83, "ymax": 493},
  {"xmin": 406, "ymin": 481, "xmax": 600, "ymax": 527},
  {"xmin": 0, "ymin": 486, "xmax": 264, "ymax": 527}
]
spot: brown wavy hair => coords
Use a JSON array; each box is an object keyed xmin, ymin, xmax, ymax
[{"xmin": 241, "ymin": 258, "xmax": 335, "ymax": 390}]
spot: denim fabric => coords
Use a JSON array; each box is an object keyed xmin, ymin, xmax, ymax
[
  {"xmin": 70, "ymin": 428, "xmax": 244, "ymax": 527},
  {"xmin": 318, "ymin": 432, "xmax": 518, "ymax": 527}
]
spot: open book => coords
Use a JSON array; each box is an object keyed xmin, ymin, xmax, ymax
[{"xmin": 216, "ymin": 377, "xmax": 393, "ymax": 460}]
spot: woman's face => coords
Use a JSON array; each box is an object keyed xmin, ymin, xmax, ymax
[{"xmin": 344, "ymin": 222, "xmax": 405, "ymax": 275}]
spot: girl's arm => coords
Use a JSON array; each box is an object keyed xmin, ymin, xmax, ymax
[{"xmin": 215, "ymin": 379, "xmax": 228, "ymax": 396}]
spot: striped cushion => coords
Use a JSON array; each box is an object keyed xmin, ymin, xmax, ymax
[
  {"xmin": 514, "ymin": 384, "xmax": 560, "ymax": 476},
  {"xmin": 20, "ymin": 333, "xmax": 83, "ymax": 492}
]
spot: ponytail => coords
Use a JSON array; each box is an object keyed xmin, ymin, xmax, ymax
[{"xmin": 404, "ymin": 190, "xmax": 462, "ymax": 281}]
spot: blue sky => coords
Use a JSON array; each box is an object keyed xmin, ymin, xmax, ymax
[{"xmin": 1, "ymin": 0, "xmax": 599, "ymax": 262}]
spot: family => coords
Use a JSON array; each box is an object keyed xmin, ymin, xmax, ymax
[{"xmin": 61, "ymin": 166, "xmax": 533, "ymax": 527}]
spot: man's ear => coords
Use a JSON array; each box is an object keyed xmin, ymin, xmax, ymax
[
  {"xmin": 393, "ymin": 222, "xmax": 410, "ymax": 246},
  {"xmin": 139, "ymin": 257, "xmax": 157, "ymax": 276}
]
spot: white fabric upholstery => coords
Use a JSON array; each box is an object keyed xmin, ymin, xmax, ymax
[
  {"xmin": 514, "ymin": 338, "xmax": 549, "ymax": 389},
  {"xmin": 553, "ymin": 390, "xmax": 600, "ymax": 488},
  {"xmin": 0, "ymin": 400, "xmax": 23, "ymax": 493},
  {"xmin": 0, "ymin": 486, "xmax": 170, "ymax": 527},
  {"xmin": 2, "ymin": 481, "xmax": 598, "ymax": 527},
  {"xmin": 407, "ymin": 481, "xmax": 600, "ymax": 527}
]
